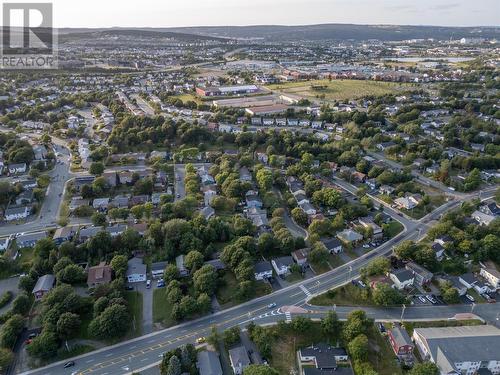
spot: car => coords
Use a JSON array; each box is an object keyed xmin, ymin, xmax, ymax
[
  {"xmin": 418, "ymin": 296, "xmax": 427, "ymax": 303},
  {"xmin": 63, "ymin": 361, "xmax": 75, "ymax": 368},
  {"xmin": 176, "ymin": 193, "xmax": 180, "ymax": 198},
  {"xmin": 157, "ymin": 279, "xmax": 165, "ymax": 287},
  {"xmin": 146, "ymin": 280, "xmax": 151, "ymax": 289},
  {"xmin": 195, "ymin": 337, "xmax": 206, "ymax": 344},
  {"xmin": 362, "ymin": 244, "xmax": 370, "ymax": 249},
  {"xmin": 358, "ymin": 280, "xmax": 366, "ymax": 288},
  {"xmin": 28, "ymin": 333, "xmax": 38, "ymax": 339},
  {"xmin": 125, "ymin": 285, "xmax": 134, "ymax": 290},
  {"xmin": 465, "ymin": 294, "xmax": 475, "ymax": 302},
  {"xmin": 378, "ymin": 323, "xmax": 386, "ymax": 333},
  {"xmin": 24, "ymin": 339, "xmax": 32, "ymax": 345},
  {"xmin": 267, "ymin": 303, "xmax": 276, "ymax": 309}
]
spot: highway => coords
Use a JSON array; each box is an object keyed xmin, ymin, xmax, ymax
[{"xmin": 21, "ymin": 186, "xmax": 498, "ymax": 375}]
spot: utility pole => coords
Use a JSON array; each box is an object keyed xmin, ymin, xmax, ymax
[
  {"xmin": 400, "ymin": 304, "xmax": 406, "ymax": 323},
  {"xmin": 471, "ymin": 302, "xmax": 476, "ymax": 314},
  {"xmin": 348, "ymin": 265, "xmax": 352, "ymax": 282}
]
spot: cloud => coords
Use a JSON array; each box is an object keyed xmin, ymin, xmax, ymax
[{"xmin": 431, "ymin": 3, "xmax": 460, "ymax": 11}]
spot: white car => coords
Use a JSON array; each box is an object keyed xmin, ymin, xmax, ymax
[
  {"xmin": 418, "ymin": 296, "xmax": 427, "ymax": 303},
  {"xmin": 465, "ymin": 294, "xmax": 475, "ymax": 302},
  {"xmin": 146, "ymin": 280, "xmax": 151, "ymax": 289},
  {"xmin": 267, "ymin": 303, "xmax": 276, "ymax": 309}
]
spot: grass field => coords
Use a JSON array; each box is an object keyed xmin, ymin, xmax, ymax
[
  {"xmin": 124, "ymin": 291, "xmax": 143, "ymax": 337},
  {"xmin": 174, "ymin": 93, "xmax": 204, "ymax": 105},
  {"xmin": 366, "ymin": 325, "xmax": 403, "ymax": 375},
  {"xmin": 402, "ymin": 319, "xmax": 483, "ymax": 336},
  {"xmin": 153, "ymin": 288, "xmax": 176, "ymax": 328},
  {"xmin": 309, "ymin": 283, "xmax": 377, "ymax": 307},
  {"xmin": 216, "ymin": 272, "xmax": 271, "ymax": 309},
  {"xmin": 267, "ymin": 79, "xmax": 414, "ymax": 101},
  {"xmin": 384, "ymin": 221, "xmax": 404, "ymax": 238}
]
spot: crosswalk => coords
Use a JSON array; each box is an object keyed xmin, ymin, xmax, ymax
[
  {"xmin": 285, "ymin": 311, "xmax": 292, "ymax": 323},
  {"xmin": 300, "ymin": 284, "xmax": 312, "ymax": 297}
]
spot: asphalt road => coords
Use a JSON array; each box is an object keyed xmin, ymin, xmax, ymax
[{"xmin": 0, "ymin": 136, "xmax": 73, "ymax": 237}]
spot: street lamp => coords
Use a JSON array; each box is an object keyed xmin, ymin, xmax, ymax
[
  {"xmin": 348, "ymin": 266, "xmax": 352, "ymax": 282},
  {"xmin": 400, "ymin": 304, "xmax": 406, "ymax": 323},
  {"xmin": 471, "ymin": 302, "xmax": 476, "ymax": 314}
]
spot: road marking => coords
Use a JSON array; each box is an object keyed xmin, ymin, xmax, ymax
[
  {"xmin": 147, "ymin": 339, "xmax": 155, "ymax": 343},
  {"xmin": 105, "ymin": 353, "xmax": 113, "ymax": 357},
  {"xmin": 285, "ymin": 312, "xmax": 292, "ymax": 323},
  {"xmin": 130, "ymin": 345, "xmax": 137, "ymax": 349},
  {"xmin": 141, "ymin": 358, "xmax": 149, "ymax": 362},
  {"xmin": 300, "ymin": 285, "xmax": 312, "ymax": 297},
  {"xmin": 85, "ymin": 359, "xmax": 94, "ymax": 363}
]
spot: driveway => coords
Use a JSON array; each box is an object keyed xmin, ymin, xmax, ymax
[{"xmin": 129, "ymin": 281, "xmax": 153, "ymax": 335}]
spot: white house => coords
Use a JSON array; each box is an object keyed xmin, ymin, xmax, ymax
[
  {"xmin": 4, "ymin": 206, "xmax": 30, "ymax": 221},
  {"xmin": 271, "ymin": 256, "xmax": 294, "ymax": 277},
  {"xmin": 254, "ymin": 261, "xmax": 273, "ymax": 281},
  {"xmin": 8, "ymin": 163, "xmax": 27, "ymax": 175},
  {"xmin": 480, "ymin": 267, "xmax": 500, "ymax": 289},
  {"xmin": 0, "ymin": 237, "xmax": 10, "ymax": 252},
  {"xmin": 389, "ymin": 269, "xmax": 415, "ymax": 290},
  {"xmin": 126, "ymin": 257, "xmax": 147, "ymax": 283}
]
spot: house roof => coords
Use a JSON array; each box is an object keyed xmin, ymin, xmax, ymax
[
  {"xmin": 33, "ymin": 274, "xmax": 55, "ymax": 293},
  {"xmin": 273, "ymin": 256, "xmax": 294, "ymax": 268},
  {"xmin": 321, "ymin": 238, "xmax": 343, "ymax": 250},
  {"xmin": 228, "ymin": 347, "xmax": 250, "ymax": 368},
  {"xmin": 127, "ymin": 257, "xmax": 146, "ymax": 276},
  {"xmin": 390, "ymin": 326, "xmax": 412, "ymax": 347},
  {"xmin": 17, "ymin": 231, "xmax": 47, "ymax": 244},
  {"xmin": 337, "ymin": 229, "xmax": 363, "ymax": 243},
  {"xmin": 300, "ymin": 343, "xmax": 347, "ymax": 369},
  {"xmin": 413, "ymin": 325, "xmax": 500, "ymax": 370},
  {"xmin": 87, "ymin": 262, "xmax": 112, "ymax": 285},
  {"xmin": 391, "ymin": 269, "xmax": 414, "ymax": 283},
  {"xmin": 197, "ymin": 351, "xmax": 222, "ymax": 375},
  {"xmin": 255, "ymin": 261, "xmax": 273, "ymax": 273}
]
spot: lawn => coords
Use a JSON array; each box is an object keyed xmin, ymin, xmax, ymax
[
  {"xmin": 309, "ymin": 283, "xmax": 377, "ymax": 307},
  {"xmin": 402, "ymin": 319, "xmax": 483, "ymax": 336},
  {"xmin": 384, "ymin": 221, "xmax": 404, "ymax": 238},
  {"xmin": 124, "ymin": 291, "xmax": 143, "ymax": 337},
  {"xmin": 270, "ymin": 322, "xmax": 341, "ymax": 374},
  {"xmin": 267, "ymin": 79, "xmax": 414, "ymax": 102},
  {"xmin": 285, "ymin": 271, "xmax": 304, "ymax": 283},
  {"xmin": 153, "ymin": 288, "xmax": 176, "ymax": 328},
  {"xmin": 173, "ymin": 93, "xmax": 204, "ymax": 105},
  {"xmin": 216, "ymin": 272, "xmax": 271, "ymax": 309}
]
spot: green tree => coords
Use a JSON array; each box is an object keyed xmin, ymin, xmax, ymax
[
  {"xmin": 223, "ymin": 326, "xmax": 241, "ymax": 348},
  {"xmin": 89, "ymin": 304, "xmax": 129, "ymax": 339},
  {"xmin": 0, "ymin": 348, "xmax": 13, "ymax": 373},
  {"xmin": 27, "ymin": 330, "xmax": 58, "ymax": 359},
  {"xmin": 348, "ymin": 334, "xmax": 369, "ymax": 362},
  {"xmin": 184, "ymin": 251, "xmax": 204, "ymax": 272},
  {"xmin": 11, "ymin": 293, "xmax": 31, "ymax": 315},
  {"xmin": 89, "ymin": 162, "xmax": 105, "ymax": 176},
  {"xmin": 56, "ymin": 312, "xmax": 81, "ymax": 339},
  {"xmin": 408, "ymin": 362, "xmax": 439, "ymax": 375},
  {"xmin": 91, "ymin": 212, "xmax": 107, "ymax": 226},
  {"xmin": 166, "ymin": 355, "xmax": 181, "ymax": 375},
  {"xmin": 0, "ymin": 315, "xmax": 24, "ymax": 349},
  {"xmin": 372, "ymin": 284, "xmax": 405, "ymax": 306},
  {"xmin": 192, "ymin": 265, "xmax": 217, "ymax": 295},
  {"xmin": 321, "ymin": 311, "xmax": 340, "ymax": 336},
  {"xmin": 361, "ymin": 258, "xmax": 390, "ymax": 277},
  {"xmin": 110, "ymin": 255, "xmax": 128, "ymax": 276},
  {"xmin": 163, "ymin": 264, "xmax": 180, "ymax": 284}
]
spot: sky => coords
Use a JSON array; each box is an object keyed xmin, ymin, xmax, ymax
[{"xmin": 17, "ymin": 0, "xmax": 500, "ymax": 28}]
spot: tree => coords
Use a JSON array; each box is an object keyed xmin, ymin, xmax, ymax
[
  {"xmin": 309, "ymin": 243, "xmax": 329, "ymax": 265},
  {"xmin": 57, "ymin": 264, "xmax": 86, "ymax": 284},
  {"xmin": 184, "ymin": 251, "xmax": 204, "ymax": 271},
  {"xmin": 343, "ymin": 310, "xmax": 371, "ymax": 342},
  {"xmin": 256, "ymin": 169, "xmax": 273, "ymax": 191},
  {"xmin": 394, "ymin": 241, "xmax": 415, "ymax": 260},
  {"xmin": 321, "ymin": 311, "xmax": 340, "ymax": 336},
  {"xmin": 243, "ymin": 365, "xmax": 280, "ymax": 375},
  {"xmin": 290, "ymin": 316, "xmax": 312, "ymax": 333},
  {"xmin": 166, "ymin": 355, "xmax": 181, "ymax": 375},
  {"xmin": 372, "ymin": 284, "xmax": 405, "ymax": 306},
  {"xmin": 56, "ymin": 312, "xmax": 81, "ymax": 339},
  {"xmin": 408, "ymin": 362, "xmax": 439, "ymax": 375},
  {"xmin": 348, "ymin": 334, "xmax": 369, "ymax": 362},
  {"xmin": 192, "ymin": 265, "xmax": 217, "ymax": 295},
  {"xmin": 91, "ymin": 212, "xmax": 107, "ymax": 226},
  {"xmin": 110, "ymin": 255, "xmax": 128, "ymax": 276},
  {"xmin": 11, "ymin": 293, "xmax": 31, "ymax": 315},
  {"xmin": 27, "ymin": 330, "xmax": 58, "ymax": 359},
  {"xmin": 291, "ymin": 207, "xmax": 308, "ymax": 226},
  {"xmin": 223, "ymin": 326, "xmax": 241, "ymax": 348},
  {"xmin": 163, "ymin": 264, "xmax": 180, "ymax": 284},
  {"xmin": 89, "ymin": 304, "xmax": 129, "ymax": 339},
  {"xmin": 0, "ymin": 348, "xmax": 13, "ymax": 373},
  {"xmin": 361, "ymin": 257, "xmax": 390, "ymax": 277},
  {"xmin": 89, "ymin": 162, "xmax": 105, "ymax": 176},
  {"xmin": 0, "ymin": 315, "xmax": 24, "ymax": 349}
]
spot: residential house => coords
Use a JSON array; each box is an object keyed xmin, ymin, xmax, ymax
[
  {"xmin": 109, "ymin": 195, "xmax": 130, "ymax": 209},
  {"xmin": 358, "ymin": 217, "xmax": 383, "ymax": 239},
  {"xmin": 78, "ymin": 226, "xmax": 103, "ymax": 242},
  {"xmin": 15, "ymin": 190, "xmax": 33, "ymax": 206},
  {"xmin": 200, "ymin": 206, "xmax": 215, "ymax": 220},
  {"xmin": 102, "ymin": 171, "xmax": 117, "ymax": 187},
  {"xmin": 32, "ymin": 274, "xmax": 55, "ymax": 300},
  {"xmin": 271, "ymin": 256, "xmax": 294, "ymax": 277},
  {"xmin": 228, "ymin": 347, "xmax": 250, "ymax": 375},
  {"xmin": 480, "ymin": 267, "xmax": 500, "ymax": 290},
  {"xmin": 389, "ymin": 269, "xmax": 414, "ymax": 290},
  {"xmin": 92, "ymin": 197, "xmax": 110, "ymax": 212},
  {"xmin": 405, "ymin": 262, "xmax": 433, "ymax": 286},
  {"xmin": 379, "ymin": 185, "xmax": 395, "ymax": 195},
  {"xmin": 126, "ymin": 257, "xmax": 147, "ymax": 283},
  {"xmin": 321, "ymin": 238, "xmax": 343, "ymax": 254},
  {"xmin": 298, "ymin": 344, "xmax": 349, "ymax": 372},
  {"xmin": 197, "ymin": 351, "xmax": 223, "ymax": 375},
  {"xmin": 4, "ymin": 205, "xmax": 30, "ymax": 221},
  {"xmin": 412, "ymin": 325, "xmax": 500, "ymax": 375},
  {"xmin": 106, "ymin": 224, "xmax": 127, "ymax": 237},
  {"xmin": 151, "ymin": 261, "xmax": 168, "ymax": 279},
  {"xmin": 0, "ymin": 237, "xmax": 10, "ymax": 252},
  {"xmin": 336, "ymin": 229, "xmax": 363, "ymax": 245},
  {"xmin": 459, "ymin": 273, "xmax": 492, "ymax": 294},
  {"xmin": 388, "ymin": 326, "xmax": 414, "ymax": 360},
  {"xmin": 176, "ymin": 255, "xmax": 189, "ymax": 277},
  {"xmin": 151, "ymin": 192, "xmax": 166, "ymax": 206},
  {"xmin": 299, "ymin": 201, "xmax": 317, "ymax": 216},
  {"xmin": 239, "ymin": 167, "xmax": 252, "ymax": 182},
  {"xmin": 479, "ymin": 202, "xmax": 500, "ymax": 217},
  {"xmin": 16, "ymin": 231, "xmax": 47, "ymax": 248},
  {"xmin": 8, "ymin": 163, "xmax": 27, "ymax": 175},
  {"xmin": 254, "ymin": 261, "xmax": 273, "ymax": 281},
  {"xmin": 53, "ymin": 226, "xmax": 76, "ymax": 245},
  {"xmin": 130, "ymin": 195, "xmax": 149, "ymax": 207},
  {"xmin": 472, "ymin": 210, "xmax": 495, "ymax": 226},
  {"xmin": 87, "ymin": 262, "xmax": 113, "ymax": 288},
  {"xmin": 246, "ymin": 207, "xmax": 268, "ymax": 228},
  {"xmin": 246, "ymin": 194, "xmax": 263, "ymax": 209},
  {"xmin": 69, "ymin": 197, "xmax": 90, "ymax": 212},
  {"xmin": 292, "ymin": 248, "xmax": 310, "ymax": 267}
]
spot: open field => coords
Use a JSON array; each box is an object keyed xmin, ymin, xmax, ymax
[
  {"xmin": 267, "ymin": 79, "xmax": 415, "ymax": 101},
  {"xmin": 153, "ymin": 288, "xmax": 176, "ymax": 328},
  {"xmin": 124, "ymin": 291, "xmax": 143, "ymax": 337}
]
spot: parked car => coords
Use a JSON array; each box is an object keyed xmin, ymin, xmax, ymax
[
  {"xmin": 63, "ymin": 361, "xmax": 75, "ymax": 368},
  {"xmin": 378, "ymin": 323, "xmax": 386, "ymax": 333},
  {"xmin": 195, "ymin": 337, "xmax": 206, "ymax": 344},
  {"xmin": 358, "ymin": 280, "xmax": 367, "ymax": 288},
  {"xmin": 157, "ymin": 279, "xmax": 165, "ymax": 288},
  {"xmin": 146, "ymin": 280, "xmax": 151, "ymax": 289},
  {"xmin": 418, "ymin": 296, "xmax": 427, "ymax": 303},
  {"xmin": 426, "ymin": 295, "xmax": 436, "ymax": 304},
  {"xmin": 465, "ymin": 294, "xmax": 475, "ymax": 302}
]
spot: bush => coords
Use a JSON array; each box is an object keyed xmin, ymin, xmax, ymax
[{"xmin": 0, "ymin": 292, "xmax": 13, "ymax": 309}]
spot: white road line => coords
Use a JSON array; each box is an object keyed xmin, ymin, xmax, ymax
[
  {"xmin": 300, "ymin": 285, "xmax": 312, "ymax": 297},
  {"xmin": 85, "ymin": 359, "xmax": 94, "ymax": 363},
  {"xmin": 285, "ymin": 312, "xmax": 292, "ymax": 323},
  {"xmin": 130, "ymin": 345, "xmax": 137, "ymax": 349},
  {"xmin": 147, "ymin": 339, "xmax": 155, "ymax": 344},
  {"xmin": 141, "ymin": 358, "xmax": 149, "ymax": 362},
  {"xmin": 105, "ymin": 353, "xmax": 113, "ymax": 357}
]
